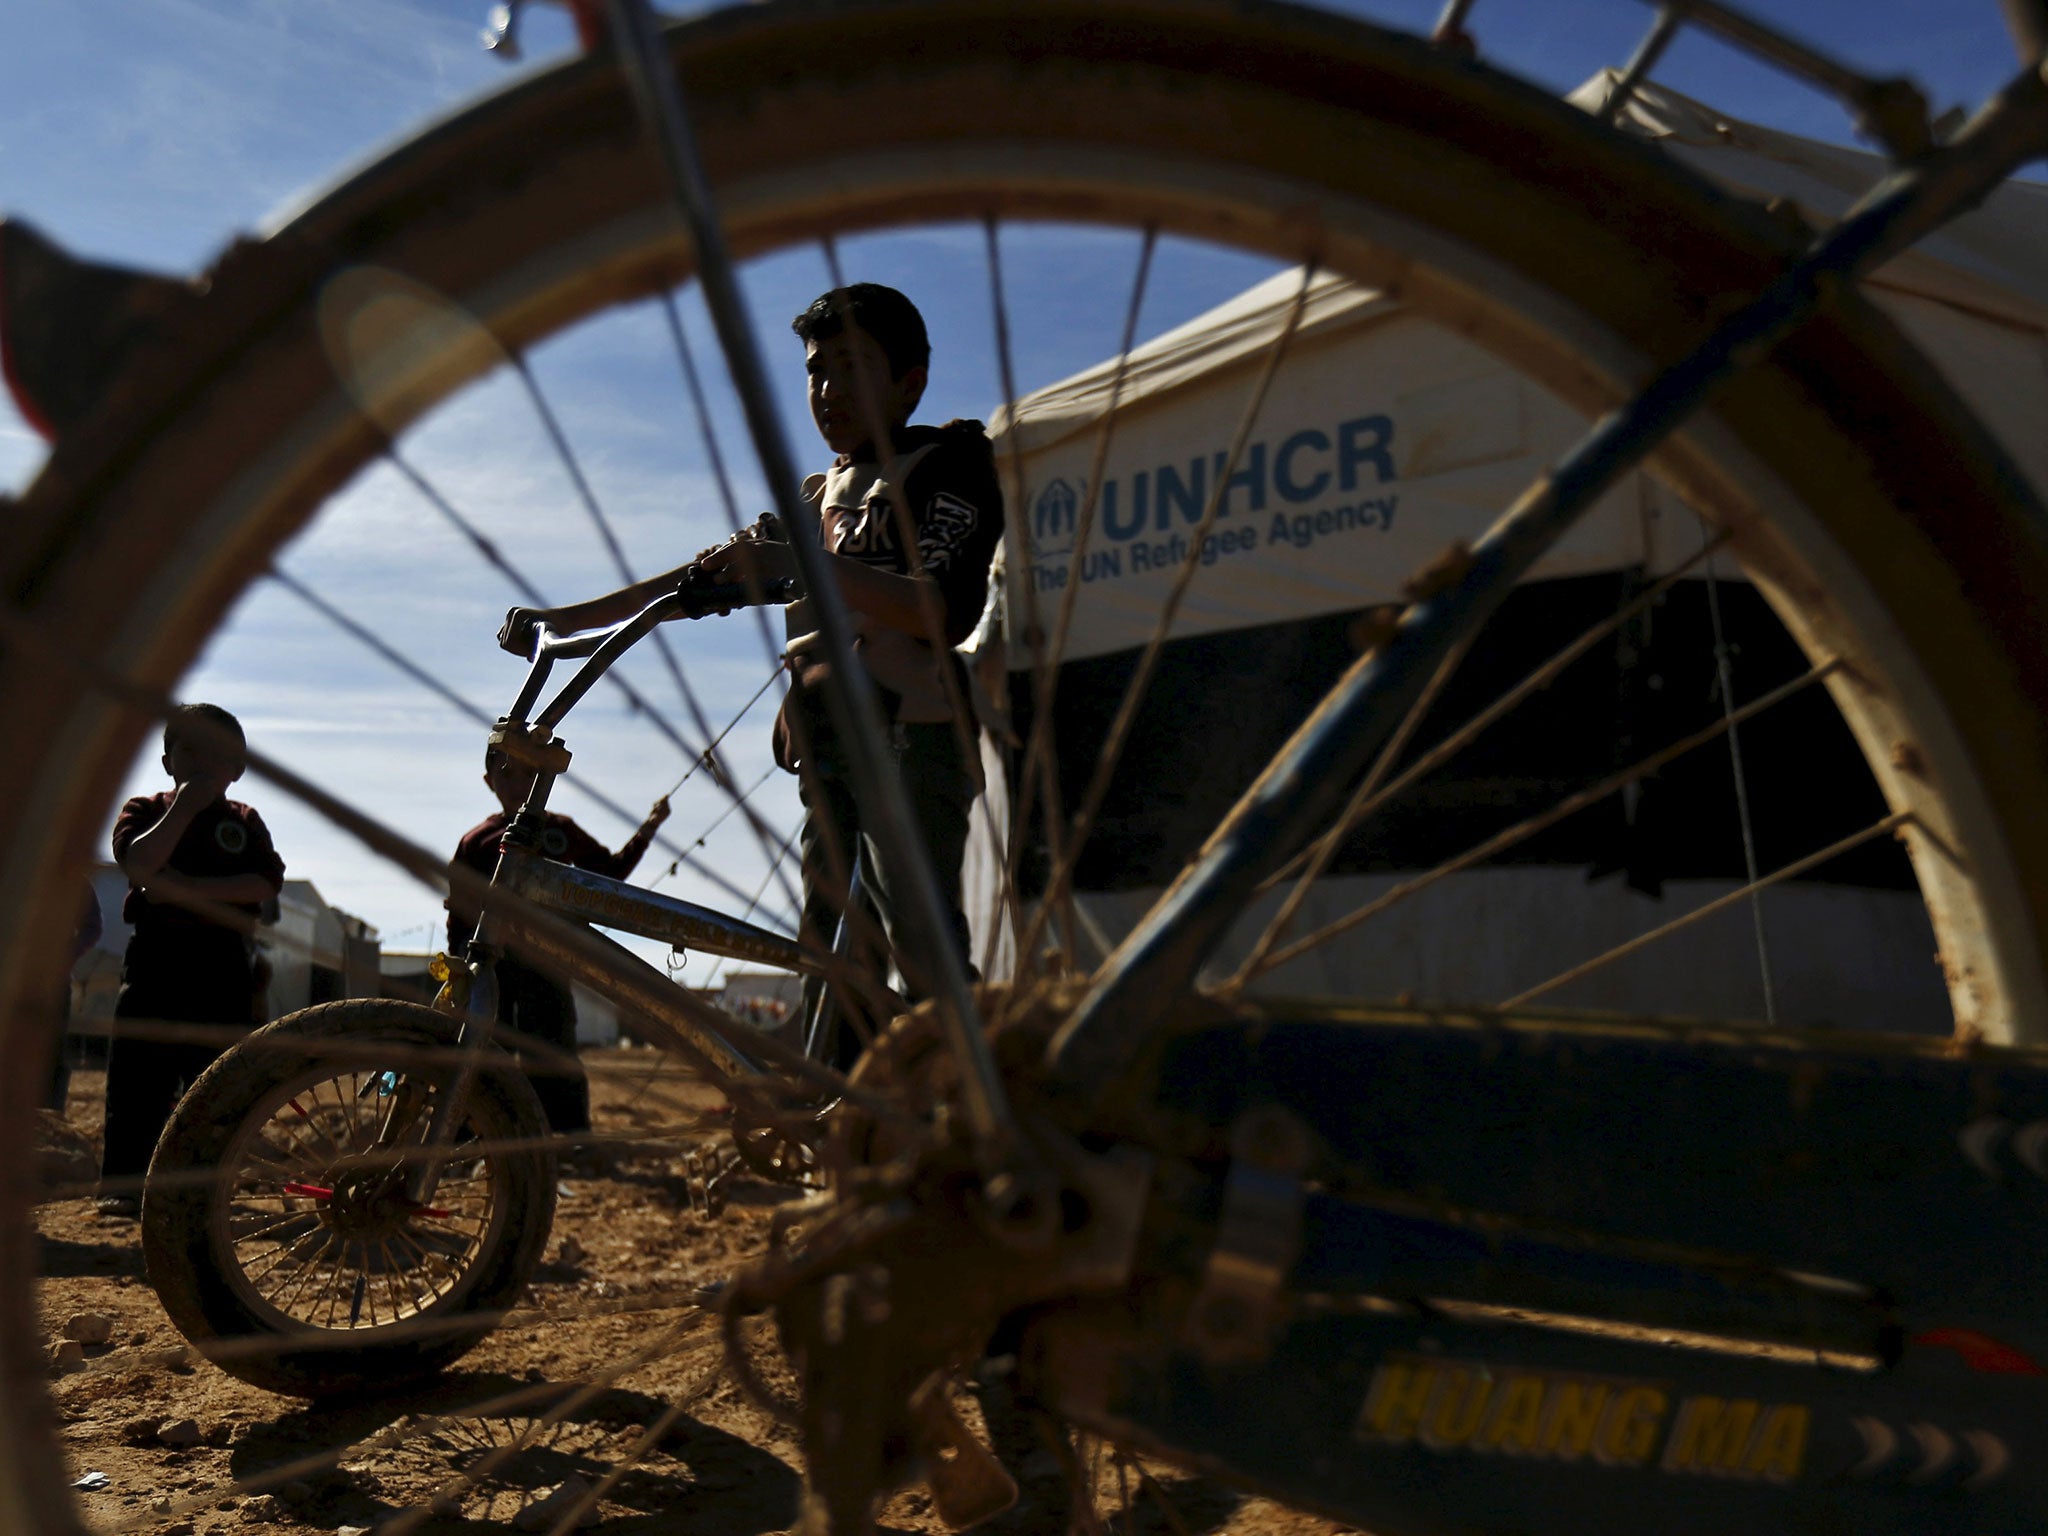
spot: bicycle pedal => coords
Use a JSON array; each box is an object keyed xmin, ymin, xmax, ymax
[
  {"xmin": 910, "ymin": 1381, "xmax": 1018, "ymax": 1530},
  {"xmin": 684, "ymin": 1143, "xmax": 742, "ymax": 1216}
]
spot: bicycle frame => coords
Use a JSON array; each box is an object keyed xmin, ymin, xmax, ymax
[
  {"xmin": 1013, "ymin": 1002, "xmax": 2048, "ymax": 1534},
  {"xmin": 409, "ymin": 581, "xmax": 878, "ymax": 1189}
]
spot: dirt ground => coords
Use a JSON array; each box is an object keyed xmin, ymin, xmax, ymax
[{"xmin": 33, "ymin": 1047, "xmax": 1353, "ymax": 1536}]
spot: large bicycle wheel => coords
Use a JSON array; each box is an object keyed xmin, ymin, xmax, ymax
[
  {"xmin": 3, "ymin": 2, "xmax": 2046, "ymax": 1531},
  {"xmin": 140, "ymin": 1000, "xmax": 556, "ymax": 1397}
]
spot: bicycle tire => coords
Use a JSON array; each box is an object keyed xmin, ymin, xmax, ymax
[
  {"xmin": 0, "ymin": 1, "xmax": 2044, "ymax": 1529},
  {"xmin": 139, "ymin": 1000, "xmax": 556, "ymax": 1398}
]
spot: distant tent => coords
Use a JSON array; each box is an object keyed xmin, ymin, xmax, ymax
[{"xmin": 969, "ymin": 74, "xmax": 2048, "ymax": 1031}]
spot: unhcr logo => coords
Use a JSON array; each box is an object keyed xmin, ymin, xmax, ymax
[{"xmin": 1034, "ymin": 478, "xmax": 1078, "ymax": 553}]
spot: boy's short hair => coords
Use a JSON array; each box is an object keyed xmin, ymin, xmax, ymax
[
  {"xmin": 791, "ymin": 283, "xmax": 930, "ymax": 379},
  {"xmin": 164, "ymin": 702, "xmax": 246, "ymax": 756}
]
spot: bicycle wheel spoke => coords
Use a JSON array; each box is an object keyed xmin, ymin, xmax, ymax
[
  {"xmin": 1224, "ymin": 624, "xmax": 1477, "ymax": 994},
  {"xmin": 390, "ymin": 1224, "xmax": 457, "ymax": 1285},
  {"xmin": 227, "ymin": 1204, "xmax": 319, "ymax": 1248},
  {"xmin": 605, "ymin": 0, "xmax": 1009, "ymax": 1151},
  {"xmin": 381, "ymin": 1237, "xmax": 416, "ymax": 1322},
  {"xmin": 1499, "ymin": 809, "xmax": 1914, "ymax": 1012},
  {"xmin": 292, "ymin": 1082, "xmax": 351, "ymax": 1167},
  {"xmin": 651, "ymin": 290, "xmax": 835, "ymax": 913},
  {"xmin": 512, "ymin": 352, "xmax": 717, "ymax": 743},
  {"xmin": 997, "ymin": 223, "xmax": 1159, "ymax": 979},
  {"xmin": 384, "ymin": 446, "xmax": 548, "ymax": 605},
  {"xmin": 1025, "ymin": 261, "xmax": 1316, "ymax": 973},
  {"xmin": 1246, "ymin": 530, "xmax": 1732, "ymax": 905},
  {"xmin": 1700, "ymin": 532, "xmax": 1779, "ymax": 1022},
  {"xmin": 233, "ymin": 1231, "xmax": 315, "ymax": 1288},
  {"xmin": 266, "ymin": 563, "xmax": 794, "ymax": 928},
  {"xmin": 326, "ymin": 1256, "xmax": 362, "ymax": 1331},
  {"xmin": 361, "ymin": 1241, "xmax": 394, "ymax": 1326},
  {"xmin": 1249, "ymin": 658, "xmax": 1845, "ymax": 979},
  {"xmin": 267, "ymin": 1229, "xmax": 340, "ymax": 1312},
  {"xmin": 381, "ymin": 442, "xmax": 705, "ymax": 767},
  {"xmin": 979, "ymin": 216, "xmax": 1048, "ymax": 978},
  {"xmin": 657, "ymin": 287, "xmax": 789, "ymax": 665},
  {"xmin": 652, "ymin": 284, "xmax": 831, "ymax": 931},
  {"xmin": 345, "ymin": 1076, "xmax": 380, "ymax": 1155}
]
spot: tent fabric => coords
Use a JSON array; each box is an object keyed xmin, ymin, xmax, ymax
[
  {"xmin": 965, "ymin": 73, "xmax": 2043, "ymax": 1030},
  {"xmin": 1569, "ymin": 71, "xmax": 2048, "ymax": 325},
  {"xmin": 993, "ymin": 73, "xmax": 2048, "ymax": 503},
  {"xmin": 995, "ymin": 298, "xmax": 1678, "ymax": 663},
  {"xmin": 1573, "ymin": 73, "xmax": 2048, "ymax": 503},
  {"xmin": 988, "ymin": 271, "xmax": 1392, "ymax": 459}
]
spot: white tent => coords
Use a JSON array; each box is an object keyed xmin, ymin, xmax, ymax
[{"xmin": 970, "ymin": 74, "xmax": 2048, "ymax": 1030}]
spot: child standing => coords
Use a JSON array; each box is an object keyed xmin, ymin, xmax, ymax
[
  {"xmin": 498, "ymin": 284, "xmax": 1002, "ymax": 1065},
  {"xmin": 100, "ymin": 703, "xmax": 284, "ymax": 1216},
  {"xmin": 447, "ymin": 746, "xmax": 669, "ymax": 1146}
]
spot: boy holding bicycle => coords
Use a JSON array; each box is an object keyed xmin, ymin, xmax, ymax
[{"xmin": 499, "ymin": 283, "xmax": 1002, "ymax": 1064}]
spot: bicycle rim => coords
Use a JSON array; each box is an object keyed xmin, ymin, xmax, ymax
[{"xmin": 209, "ymin": 1065, "xmax": 508, "ymax": 1334}]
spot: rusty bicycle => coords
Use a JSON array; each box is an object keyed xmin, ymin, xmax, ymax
[{"xmin": 5, "ymin": 1, "xmax": 2048, "ymax": 1533}]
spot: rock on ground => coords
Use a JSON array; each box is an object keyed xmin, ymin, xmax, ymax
[
  {"xmin": 35, "ymin": 1110, "xmax": 98, "ymax": 1195},
  {"xmin": 62, "ymin": 1311, "xmax": 114, "ymax": 1345}
]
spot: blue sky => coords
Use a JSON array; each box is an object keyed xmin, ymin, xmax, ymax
[{"xmin": 1, "ymin": 0, "xmax": 2035, "ymax": 977}]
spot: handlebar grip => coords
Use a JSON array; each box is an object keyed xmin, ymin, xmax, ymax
[{"xmin": 673, "ymin": 565, "xmax": 797, "ymax": 617}]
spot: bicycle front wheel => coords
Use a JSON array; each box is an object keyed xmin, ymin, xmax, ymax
[{"xmin": 140, "ymin": 1000, "xmax": 556, "ymax": 1397}]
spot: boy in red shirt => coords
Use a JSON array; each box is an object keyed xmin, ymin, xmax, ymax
[
  {"xmin": 102, "ymin": 704, "xmax": 284, "ymax": 1216},
  {"xmin": 447, "ymin": 745, "xmax": 669, "ymax": 1144}
]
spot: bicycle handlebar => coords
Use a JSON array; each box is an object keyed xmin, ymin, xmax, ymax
[{"xmin": 508, "ymin": 566, "xmax": 796, "ymax": 729}]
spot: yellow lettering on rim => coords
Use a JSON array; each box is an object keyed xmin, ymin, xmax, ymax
[
  {"xmin": 1744, "ymin": 1405, "xmax": 1809, "ymax": 1484},
  {"xmin": 1662, "ymin": 1397, "xmax": 1762, "ymax": 1475},
  {"xmin": 1596, "ymin": 1387, "xmax": 1669, "ymax": 1466},
  {"xmin": 1473, "ymin": 1374, "xmax": 1546, "ymax": 1455},
  {"xmin": 1537, "ymin": 1380, "xmax": 1611, "ymax": 1462},
  {"xmin": 1418, "ymin": 1365, "xmax": 1493, "ymax": 1450},
  {"xmin": 1355, "ymin": 1358, "xmax": 1435, "ymax": 1444}
]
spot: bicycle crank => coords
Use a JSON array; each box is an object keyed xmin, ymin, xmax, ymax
[{"xmin": 723, "ymin": 991, "xmax": 1153, "ymax": 1536}]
